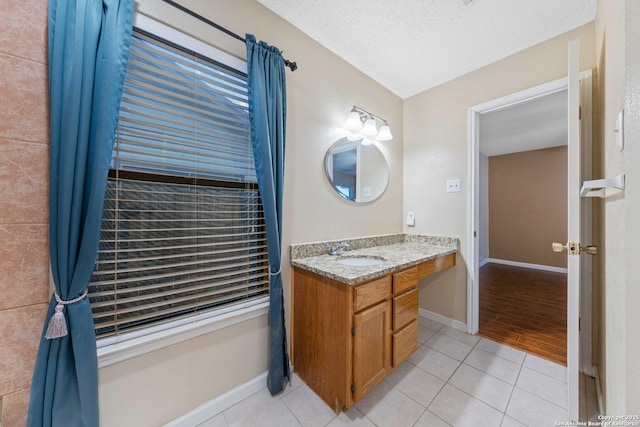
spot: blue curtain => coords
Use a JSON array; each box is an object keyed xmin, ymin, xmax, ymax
[
  {"xmin": 27, "ymin": 0, "xmax": 133, "ymax": 425},
  {"xmin": 246, "ymin": 34, "xmax": 291, "ymax": 395}
]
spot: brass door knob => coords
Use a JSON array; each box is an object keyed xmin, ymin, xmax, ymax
[{"xmin": 552, "ymin": 242, "xmax": 597, "ymax": 255}]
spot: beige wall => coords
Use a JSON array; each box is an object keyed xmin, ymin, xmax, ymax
[
  {"xmin": 488, "ymin": 147, "xmax": 567, "ymax": 268},
  {"xmin": 99, "ymin": 316, "xmax": 268, "ymax": 426},
  {"xmin": 0, "ymin": 0, "xmax": 50, "ymax": 425},
  {"xmin": 404, "ymin": 22, "xmax": 595, "ymax": 322},
  {"xmin": 594, "ymin": 0, "xmax": 640, "ymax": 415},
  {"xmin": 97, "ymin": 0, "xmax": 404, "ymax": 425}
]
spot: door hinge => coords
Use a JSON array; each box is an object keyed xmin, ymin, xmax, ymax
[
  {"xmin": 351, "ymin": 325, "xmax": 355, "ymax": 336},
  {"xmin": 474, "ymin": 230, "xmax": 477, "ymax": 238},
  {"xmin": 351, "ymin": 383, "xmax": 355, "ymax": 394},
  {"xmin": 579, "ymin": 106, "xmax": 582, "ymax": 120},
  {"xmin": 579, "ymin": 317, "xmax": 581, "ymax": 331}
]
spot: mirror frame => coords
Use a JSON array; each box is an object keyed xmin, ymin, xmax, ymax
[{"xmin": 324, "ymin": 136, "xmax": 389, "ymax": 203}]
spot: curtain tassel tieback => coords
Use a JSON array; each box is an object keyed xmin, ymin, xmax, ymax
[
  {"xmin": 45, "ymin": 289, "xmax": 89, "ymax": 339},
  {"xmin": 269, "ymin": 266, "xmax": 281, "ymax": 276}
]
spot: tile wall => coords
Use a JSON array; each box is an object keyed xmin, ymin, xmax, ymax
[{"xmin": 0, "ymin": 0, "xmax": 50, "ymax": 425}]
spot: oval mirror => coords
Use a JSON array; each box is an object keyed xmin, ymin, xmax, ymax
[{"xmin": 324, "ymin": 136, "xmax": 389, "ymax": 203}]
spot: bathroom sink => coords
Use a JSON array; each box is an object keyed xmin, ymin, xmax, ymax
[{"xmin": 335, "ymin": 256, "xmax": 385, "ymax": 267}]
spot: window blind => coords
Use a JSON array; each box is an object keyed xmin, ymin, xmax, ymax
[{"xmin": 89, "ymin": 29, "xmax": 268, "ymax": 338}]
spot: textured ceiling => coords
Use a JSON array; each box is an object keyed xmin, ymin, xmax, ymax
[
  {"xmin": 480, "ymin": 89, "xmax": 567, "ymax": 157},
  {"xmin": 257, "ymin": 0, "xmax": 597, "ymax": 99}
]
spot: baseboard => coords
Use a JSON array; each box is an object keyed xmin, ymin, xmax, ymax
[
  {"xmin": 479, "ymin": 258, "xmax": 490, "ymax": 267},
  {"xmin": 164, "ymin": 371, "xmax": 268, "ymax": 426},
  {"xmin": 419, "ymin": 308, "xmax": 467, "ymax": 332},
  {"xmin": 486, "ymin": 258, "xmax": 567, "ymax": 274}
]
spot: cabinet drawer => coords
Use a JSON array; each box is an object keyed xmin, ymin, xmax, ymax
[
  {"xmin": 392, "ymin": 267, "xmax": 418, "ymax": 294},
  {"xmin": 354, "ymin": 276, "xmax": 391, "ymax": 312},
  {"xmin": 393, "ymin": 288, "xmax": 418, "ymax": 331},
  {"xmin": 393, "ymin": 320, "xmax": 418, "ymax": 367}
]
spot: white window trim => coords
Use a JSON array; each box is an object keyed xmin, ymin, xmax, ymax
[
  {"xmin": 97, "ymin": 298, "xmax": 268, "ymax": 368},
  {"xmin": 96, "ymin": 12, "xmax": 262, "ymax": 369},
  {"xmin": 132, "ymin": 13, "xmax": 247, "ymax": 74}
]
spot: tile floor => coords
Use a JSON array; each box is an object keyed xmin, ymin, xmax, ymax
[{"xmin": 199, "ymin": 318, "xmax": 599, "ymax": 427}]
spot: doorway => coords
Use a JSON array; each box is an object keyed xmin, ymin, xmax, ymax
[
  {"xmin": 477, "ymin": 89, "xmax": 569, "ymax": 364},
  {"xmin": 467, "ymin": 74, "xmax": 593, "ymax": 369}
]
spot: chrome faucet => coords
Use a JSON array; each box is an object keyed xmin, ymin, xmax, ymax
[{"xmin": 328, "ymin": 242, "xmax": 350, "ymax": 255}]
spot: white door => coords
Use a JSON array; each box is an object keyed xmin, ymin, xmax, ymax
[
  {"xmin": 555, "ymin": 38, "xmax": 594, "ymax": 422},
  {"xmin": 564, "ymin": 38, "xmax": 583, "ymax": 422}
]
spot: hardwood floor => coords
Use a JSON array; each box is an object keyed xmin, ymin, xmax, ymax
[{"xmin": 479, "ymin": 263, "xmax": 567, "ymax": 365}]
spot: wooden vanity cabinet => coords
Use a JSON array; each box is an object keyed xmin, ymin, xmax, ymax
[{"xmin": 292, "ymin": 253, "xmax": 456, "ymax": 412}]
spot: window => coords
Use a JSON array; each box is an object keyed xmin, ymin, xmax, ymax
[{"xmin": 89, "ymin": 26, "xmax": 268, "ymax": 339}]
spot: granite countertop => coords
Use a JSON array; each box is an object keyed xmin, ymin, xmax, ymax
[{"xmin": 289, "ymin": 234, "xmax": 458, "ymax": 285}]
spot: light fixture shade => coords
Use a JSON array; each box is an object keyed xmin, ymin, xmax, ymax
[
  {"xmin": 347, "ymin": 133, "xmax": 363, "ymax": 142},
  {"xmin": 345, "ymin": 111, "xmax": 363, "ymax": 130},
  {"xmin": 361, "ymin": 117, "xmax": 378, "ymax": 136},
  {"xmin": 377, "ymin": 124, "xmax": 393, "ymax": 141}
]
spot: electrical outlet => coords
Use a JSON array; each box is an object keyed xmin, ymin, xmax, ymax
[
  {"xmin": 406, "ymin": 211, "xmax": 415, "ymax": 226},
  {"xmin": 446, "ymin": 179, "xmax": 461, "ymax": 193}
]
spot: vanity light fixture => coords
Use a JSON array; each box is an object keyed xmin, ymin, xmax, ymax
[
  {"xmin": 345, "ymin": 111, "xmax": 363, "ymax": 131},
  {"xmin": 377, "ymin": 123, "xmax": 393, "ymax": 141},
  {"xmin": 344, "ymin": 106, "xmax": 393, "ymax": 141},
  {"xmin": 361, "ymin": 116, "xmax": 378, "ymax": 136}
]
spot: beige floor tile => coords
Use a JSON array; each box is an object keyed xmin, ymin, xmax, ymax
[
  {"xmin": 407, "ymin": 345, "xmax": 461, "ymax": 381},
  {"xmin": 414, "ymin": 409, "xmax": 452, "ymax": 427},
  {"xmin": 418, "ymin": 326, "xmax": 438, "ymax": 344},
  {"xmin": 506, "ymin": 388, "xmax": 568, "ymax": 426},
  {"xmin": 428, "ymin": 384, "xmax": 503, "ymax": 427},
  {"xmin": 282, "ymin": 384, "xmax": 335, "ymax": 427},
  {"xmin": 449, "ymin": 364, "xmax": 514, "ymax": 412},
  {"xmin": 516, "ymin": 367, "xmax": 567, "ymax": 409},
  {"xmin": 418, "ymin": 317, "xmax": 445, "ymax": 332},
  {"xmin": 324, "ymin": 407, "xmax": 375, "ymax": 427},
  {"xmin": 476, "ymin": 338, "xmax": 526, "ymax": 365},
  {"xmin": 464, "ymin": 348, "xmax": 522, "ymax": 385},
  {"xmin": 438, "ymin": 326, "xmax": 481, "ymax": 347},
  {"xmin": 223, "ymin": 388, "xmax": 300, "ymax": 427},
  {"xmin": 500, "ymin": 415, "xmax": 527, "ymax": 427},
  {"xmin": 198, "ymin": 413, "xmax": 228, "ymax": 427},
  {"xmin": 355, "ymin": 381, "xmax": 424, "ymax": 427},
  {"xmin": 425, "ymin": 333, "xmax": 473, "ymax": 361},
  {"xmin": 278, "ymin": 372, "xmax": 305, "ymax": 399},
  {"xmin": 384, "ymin": 362, "xmax": 445, "ymax": 406},
  {"xmin": 522, "ymin": 354, "xmax": 567, "ymax": 382}
]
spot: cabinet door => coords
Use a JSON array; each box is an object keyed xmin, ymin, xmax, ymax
[{"xmin": 352, "ymin": 300, "xmax": 391, "ymax": 402}]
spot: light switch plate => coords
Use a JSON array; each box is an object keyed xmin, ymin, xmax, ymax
[{"xmin": 446, "ymin": 179, "xmax": 461, "ymax": 193}]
